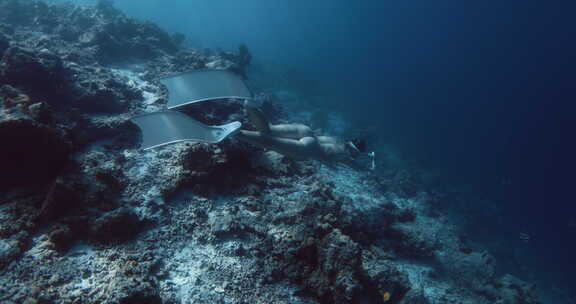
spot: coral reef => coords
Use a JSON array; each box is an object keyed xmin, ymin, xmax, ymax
[
  {"xmin": 0, "ymin": 86, "xmax": 72, "ymax": 189},
  {"xmin": 0, "ymin": 1, "xmax": 541, "ymax": 303}
]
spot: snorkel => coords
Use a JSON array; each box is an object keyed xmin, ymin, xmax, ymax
[{"xmin": 368, "ymin": 151, "xmax": 375, "ymax": 170}]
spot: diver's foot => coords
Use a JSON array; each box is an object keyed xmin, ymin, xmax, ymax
[{"xmin": 244, "ymin": 98, "xmax": 262, "ymax": 109}]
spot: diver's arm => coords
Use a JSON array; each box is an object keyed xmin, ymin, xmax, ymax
[
  {"xmin": 319, "ymin": 142, "xmax": 367, "ymax": 170},
  {"xmin": 340, "ymin": 157, "xmax": 366, "ymax": 170}
]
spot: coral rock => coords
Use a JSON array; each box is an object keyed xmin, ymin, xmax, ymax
[
  {"xmin": 90, "ymin": 208, "xmax": 143, "ymax": 242},
  {"xmin": 0, "ymin": 46, "xmax": 66, "ymax": 96},
  {"xmin": 0, "ymin": 117, "xmax": 71, "ymax": 189},
  {"xmin": 0, "ymin": 32, "xmax": 9, "ymax": 56}
]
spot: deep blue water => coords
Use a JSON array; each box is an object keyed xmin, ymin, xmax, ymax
[{"xmin": 71, "ymin": 0, "xmax": 576, "ymax": 299}]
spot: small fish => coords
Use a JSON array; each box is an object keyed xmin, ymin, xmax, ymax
[{"xmin": 382, "ymin": 291, "xmax": 391, "ymax": 302}]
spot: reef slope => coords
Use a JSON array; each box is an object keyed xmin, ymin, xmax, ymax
[{"xmin": 0, "ymin": 1, "xmax": 538, "ymax": 303}]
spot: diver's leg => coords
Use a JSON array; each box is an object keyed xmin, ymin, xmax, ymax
[
  {"xmin": 236, "ymin": 131, "xmax": 319, "ymax": 160},
  {"xmin": 269, "ymin": 124, "xmax": 314, "ymax": 139},
  {"xmin": 244, "ymin": 101, "xmax": 271, "ymax": 134},
  {"xmin": 316, "ymin": 136, "xmax": 338, "ymax": 145}
]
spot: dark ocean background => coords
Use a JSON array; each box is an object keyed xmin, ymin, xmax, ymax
[{"xmin": 64, "ymin": 0, "xmax": 575, "ymax": 301}]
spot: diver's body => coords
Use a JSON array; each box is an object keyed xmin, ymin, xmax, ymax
[{"xmin": 236, "ymin": 101, "xmax": 363, "ymax": 165}]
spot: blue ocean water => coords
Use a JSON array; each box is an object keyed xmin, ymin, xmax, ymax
[{"xmin": 60, "ymin": 0, "xmax": 576, "ymax": 301}]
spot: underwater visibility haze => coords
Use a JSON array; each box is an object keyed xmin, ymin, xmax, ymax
[{"xmin": 0, "ymin": 0, "xmax": 574, "ymax": 303}]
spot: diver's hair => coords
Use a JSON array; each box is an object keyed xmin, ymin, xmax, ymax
[{"xmin": 350, "ymin": 138, "xmax": 367, "ymax": 153}]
